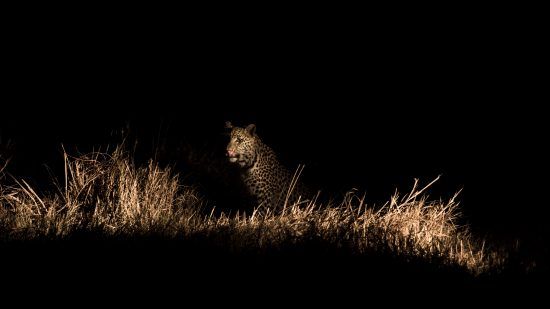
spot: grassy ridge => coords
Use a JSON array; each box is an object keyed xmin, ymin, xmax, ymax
[{"xmin": 0, "ymin": 146, "xmax": 504, "ymax": 280}]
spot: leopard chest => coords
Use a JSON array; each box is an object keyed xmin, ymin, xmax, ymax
[{"xmin": 242, "ymin": 157, "xmax": 289, "ymax": 201}]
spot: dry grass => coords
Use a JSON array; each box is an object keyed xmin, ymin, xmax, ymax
[
  {"xmin": 0, "ymin": 148, "xmax": 203, "ymax": 239},
  {"xmin": 0, "ymin": 146, "xmax": 503, "ymax": 276}
]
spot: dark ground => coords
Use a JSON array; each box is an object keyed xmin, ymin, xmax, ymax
[{"xmin": 1, "ymin": 6, "xmax": 548, "ymax": 294}]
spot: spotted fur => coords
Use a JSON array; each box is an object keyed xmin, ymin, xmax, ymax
[{"xmin": 225, "ymin": 122, "xmax": 313, "ymax": 210}]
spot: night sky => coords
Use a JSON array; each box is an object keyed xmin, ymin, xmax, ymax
[{"xmin": 1, "ymin": 9, "xmax": 546, "ymax": 240}]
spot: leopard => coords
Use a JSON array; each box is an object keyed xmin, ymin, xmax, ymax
[{"xmin": 225, "ymin": 121, "xmax": 315, "ymax": 211}]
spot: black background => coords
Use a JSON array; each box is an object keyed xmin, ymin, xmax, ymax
[
  {"xmin": 0, "ymin": 5, "xmax": 549, "ymax": 299},
  {"xmin": 1, "ymin": 6, "xmax": 547, "ymax": 245}
]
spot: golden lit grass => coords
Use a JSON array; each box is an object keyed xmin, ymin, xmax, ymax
[
  {"xmin": 0, "ymin": 148, "xmax": 203, "ymax": 239},
  {"xmin": 0, "ymin": 147, "xmax": 503, "ymax": 275}
]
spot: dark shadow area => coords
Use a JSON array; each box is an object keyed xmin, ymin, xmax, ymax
[{"xmin": 0, "ymin": 237, "xmax": 545, "ymax": 298}]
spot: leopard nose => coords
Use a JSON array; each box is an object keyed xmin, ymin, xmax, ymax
[{"xmin": 227, "ymin": 150, "xmax": 236, "ymax": 157}]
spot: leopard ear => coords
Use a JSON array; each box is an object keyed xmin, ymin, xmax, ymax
[
  {"xmin": 245, "ymin": 124, "xmax": 256, "ymax": 136},
  {"xmin": 225, "ymin": 121, "xmax": 233, "ymax": 129}
]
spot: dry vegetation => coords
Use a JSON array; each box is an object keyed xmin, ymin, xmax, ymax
[{"xmin": 0, "ymin": 147, "xmax": 504, "ymax": 276}]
